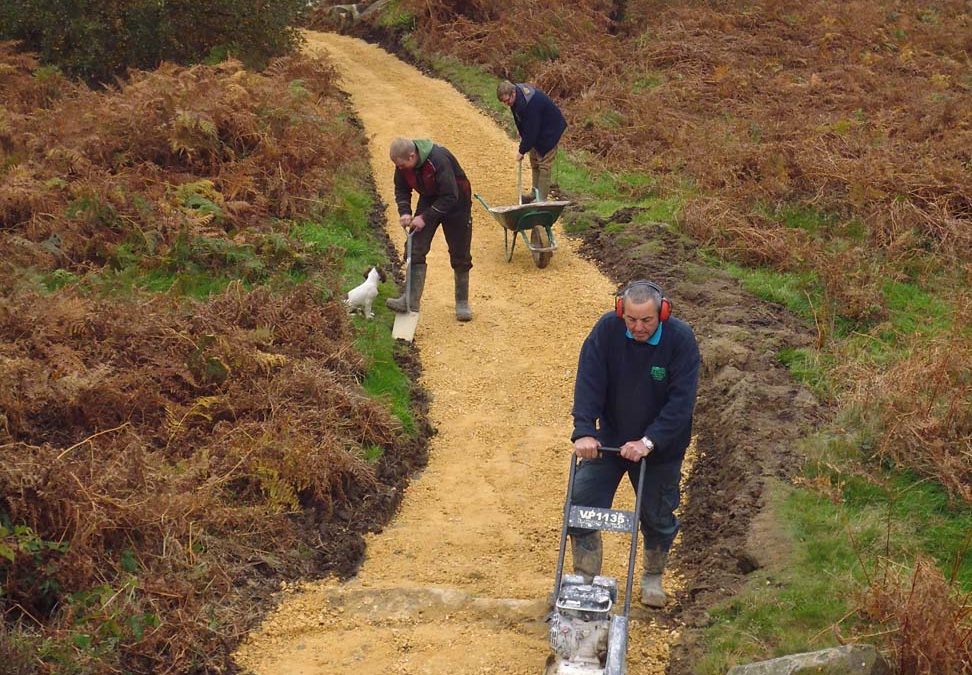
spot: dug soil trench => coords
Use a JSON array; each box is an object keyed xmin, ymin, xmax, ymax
[{"xmin": 235, "ymin": 32, "xmax": 823, "ymax": 674}]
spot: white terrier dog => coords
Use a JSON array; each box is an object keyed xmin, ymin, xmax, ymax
[{"xmin": 345, "ymin": 266, "xmax": 386, "ymax": 319}]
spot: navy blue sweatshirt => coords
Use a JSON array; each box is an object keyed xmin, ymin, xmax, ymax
[
  {"xmin": 511, "ymin": 84, "xmax": 567, "ymax": 157},
  {"xmin": 571, "ymin": 312, "xmax": 701, "ymax": 465}
]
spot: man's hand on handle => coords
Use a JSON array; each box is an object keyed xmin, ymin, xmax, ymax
[
  {"xmin": 399, "ymin": 214, "xmax": 426, "ymax": 232},
  {"xmin": 620, "ymin": 438, "xmax": 652, "ymax": 462},
  {"xmin": 573, "ymin": 436, "xmax": 600, "ymax": 460},
  {"xmin": 574, "ymin": 436, "xmax": 652, "ymax": 461}
]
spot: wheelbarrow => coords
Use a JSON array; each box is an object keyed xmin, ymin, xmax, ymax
[{"xmin": 474, "ymin": 163, "xmax": 570, "ymax": 269}]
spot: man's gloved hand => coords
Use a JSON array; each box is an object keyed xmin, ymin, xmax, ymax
[{"xmin": 574, "ymin": 436, "xmax": 600, "ymax": 460}]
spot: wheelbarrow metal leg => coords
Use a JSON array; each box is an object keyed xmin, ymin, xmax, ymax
[
  {"xmin": 505, "ymin": 227, "xmax": 518, "ymax": 262},
  {"xmin": 545, "ymin": 224, "xmax": 558, "ymax": 250},
  {"xmin": 520, "ymin": 225, "xmax": 558, "ymax": 253},
  {"xmin": 530, "ymin": 225, "xmax": 554, "ymax": 269},
  {"xmin": 517, "ymin": 228, "xmax": 533, "ymax": 255}
]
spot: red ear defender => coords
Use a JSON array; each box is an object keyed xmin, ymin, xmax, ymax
[
  {"xmin": 615, "ymin": 281, "xmax": 673, "ymax": 322},
  {"xmin": 658, "ymin": 296, "xmax": 672, "ymax": 322}
]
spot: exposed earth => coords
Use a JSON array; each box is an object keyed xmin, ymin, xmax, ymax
[{"xmin": 234, "ymin": 32, "xmax": 823, "ymax": 674}]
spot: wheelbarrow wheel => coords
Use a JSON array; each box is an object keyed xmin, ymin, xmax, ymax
[{"xmin": 530, "ymin": 225, "xmax": 553, "ymax": 269}]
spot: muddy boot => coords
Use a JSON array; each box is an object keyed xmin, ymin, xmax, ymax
[
  {"xmin": 537, "ymin": 175, "xmax": 551, "ymax": 202},
  {"xmin": 640, "ymin": 548, "xmax": 668, "ymax": 608},
  {"xmin": 386, "ymin": 263, "xmax": 426, "ymax": 313},
  {"xmin": 531, "ymin": 165, "xmax": 542, "ymax": 199},
  {"xmin": 570, "ymin": 531, "xmax": 603, "ymax": 583},
  {"xmin": 454, "ymin": 269, "xmax": 472, "ymax": 322}
]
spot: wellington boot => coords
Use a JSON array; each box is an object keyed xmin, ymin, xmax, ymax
[
  {"xmin": 640, "ymin": 574, "xmax": 666, "ymax": 608},
  {"xmin": 386, "ymin": 263, "xmax": 426, "ymax": 313},
  {"xmin": 454, "ymin": 269, "xmax": 472, "ymax": 321},
  {"xmin": 570, "ymin": 531, "xmax": 603, "ymax": 583},
  {"xmin": 640, "ymin": 548, "xmax": 668, "ymax": 608}
]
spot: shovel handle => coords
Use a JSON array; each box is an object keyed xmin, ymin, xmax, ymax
[
  {"xmin": 516, "ymin": 160, "xmax": 523, "ymax": 205},
  {"xmin": 404, "ymin": 230, "xmax": 413, "ymax": 313}
]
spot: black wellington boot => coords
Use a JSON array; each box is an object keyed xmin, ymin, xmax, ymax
[{"xmin": 386, "ymin": 263, "xmax": 427, "ymax": 313}]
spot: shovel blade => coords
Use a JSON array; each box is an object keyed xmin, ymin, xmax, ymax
[{"xmin": 392, "ymin": 311, "xmax": 420, "ymax": 342}]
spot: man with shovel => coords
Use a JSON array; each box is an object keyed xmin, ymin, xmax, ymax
[
  {"xmin": 386, "ymin": 137, "xmax": 473, "ymax": 323},
  {"xmin": 568, "ymin": 280, "xmax": 700, "ymax": 608},
  {"xmin": 497, "ymin": 80, "xmax": 566, "ymax": 201}
]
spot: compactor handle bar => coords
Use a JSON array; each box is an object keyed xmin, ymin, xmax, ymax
[{"xmin": 552, "ymin": 446, "xmax": 647, "ymax": 617}]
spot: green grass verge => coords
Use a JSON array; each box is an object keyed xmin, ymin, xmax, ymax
[
  {"xmin": 696, "ymin": 435, "xmax": 972, "ymax": 675},
  {"xmin": 351, "ymin": 315, "xmax": 416, "ymax": 437},
  {"xmin": 712, "ymin": 236, "xmax": 958, "ymax": 401},
  {"xmin": 697, "ymin": 482, "xmax": 857, "ymax": 673},
  {"xmin": 697, "ymin": 434, "xmax": 972, "ymax": 674},
  {"xmin": 554, "ymin": 153, "xmax": 685, "ymax": 236},
  {"xmin": 289, "ymin": 174, "xmax": 417, "ymax": 437}
]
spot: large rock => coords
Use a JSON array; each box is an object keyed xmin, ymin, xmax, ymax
[
  {"xmin": 324, "ymin": 0, "xmax": 391, "ymax": 24},
  {"xmin": 727, "ymin": 645, "xmax": 892, "ymax": 675},
  {"xmin": 327, "ymin": 4, "xmax": 365, "ymax": 25}
]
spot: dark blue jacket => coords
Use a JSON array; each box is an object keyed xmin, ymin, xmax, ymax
[
  {"xmin": 511, "ymin": 84, "xmax": 567, "ymax": 157},
  {"xmin": 571, "ymin": 312, "xmax": 701, "ymax": 465}
]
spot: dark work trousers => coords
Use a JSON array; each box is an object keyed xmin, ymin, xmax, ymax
[
  {"xmin": 409, "ymin": 204, "xmax": 473, "ymax": 272},
  {"xmin": 567, "ymin": 453, "xmax": 682, "ymax": 553}
]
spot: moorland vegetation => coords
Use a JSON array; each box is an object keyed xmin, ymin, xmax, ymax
[
  {"xmin": 1, "ymin": 5, "xmax": 427, "ymax": 671},
  {"xmin": 1, "ymin": 0, "xmax": 969, "ymax": 672}
]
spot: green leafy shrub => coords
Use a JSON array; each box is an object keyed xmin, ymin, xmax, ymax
[{"xmin": 0, "ymin": 0, "xmax": 307, "ymax": 83}]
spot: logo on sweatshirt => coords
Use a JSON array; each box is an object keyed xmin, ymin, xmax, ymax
[{"xmin": 650, "ymin": 366, "xmax": 667, "ymax": 381}]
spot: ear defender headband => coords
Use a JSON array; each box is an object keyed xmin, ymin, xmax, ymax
[{"xmin": 614, "ymin": 280, "xmax": 673, "ymax": 322}]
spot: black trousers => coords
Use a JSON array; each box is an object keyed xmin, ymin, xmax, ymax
[{"xmin": 409, "ymin": 204, "xmax": 473, "ymax": 272}]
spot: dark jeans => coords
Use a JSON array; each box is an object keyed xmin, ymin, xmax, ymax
[
  {"xmin": 568, "ymin": 453, "xmax": 682, "ymax": 552},
  {"xmin": 410, "ymin": 204, "xmax": 473, "ymax": 271}
]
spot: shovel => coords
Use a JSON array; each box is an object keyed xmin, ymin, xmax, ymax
[{"xmin": 392, "ymin": 228, "xmax": 419, "ymax": 342}]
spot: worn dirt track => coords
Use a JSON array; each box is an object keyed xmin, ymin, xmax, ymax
[{"xmin": 234, "ymin": 32, "xmax": 686, "ymax": 674}]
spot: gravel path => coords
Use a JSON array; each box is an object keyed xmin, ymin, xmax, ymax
[{"xmin": 234, "ymin": 32, "xmax": 680, "ymax": 675}]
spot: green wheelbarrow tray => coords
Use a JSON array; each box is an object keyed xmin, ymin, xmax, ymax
[{"xmin": 474, "ymin": 193, "xmax": 571, "ymax": 269}]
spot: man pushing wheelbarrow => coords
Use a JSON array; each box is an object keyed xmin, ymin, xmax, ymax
[
  {"xmin": 496, "ymin": 79, "xmax": 567, "ymax": 202},
  {"xmin": 474, "ymin": 81, "xmax": 570, "ymax": 269}
]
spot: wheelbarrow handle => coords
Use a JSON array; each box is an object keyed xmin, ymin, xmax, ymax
[{"xmin": 516, "ymin": 160, "xmax": 523, "ymax": 205}]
